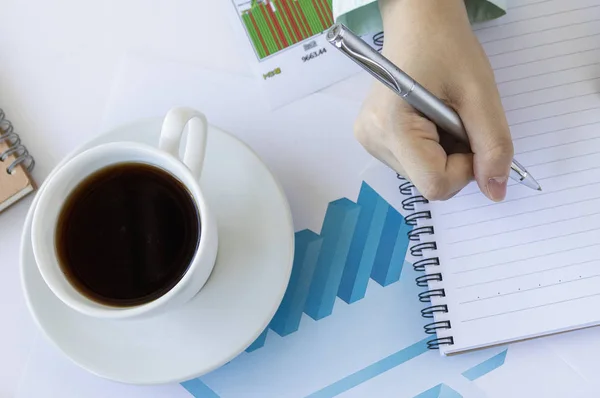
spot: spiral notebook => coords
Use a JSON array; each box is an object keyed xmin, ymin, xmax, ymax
[
  {"xmin": 0, "ymin": 108, "xmax": 35, "ymax": 213},
  {"xmin": 405, "ymin": 0, "xmax": 600, "ymax": 355}
]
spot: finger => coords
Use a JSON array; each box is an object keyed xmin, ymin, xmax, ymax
[
  {"xmin": 391, "ymin": 111, "xmax": 474, "ymax": 201},
  {"xmin": 354, "ymin": 86, "xmax": 473, "ymax": 201},
  {"xmin": 459, "ymin": 84, "xmax": 514, "ymax": 202}
]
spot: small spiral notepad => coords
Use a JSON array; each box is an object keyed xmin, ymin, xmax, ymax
[
  {"xmin": 404, "ymin": 0, "xmax": 600, "ymax": 355},
  {"xmin": 0, "ymin": 108, "xmax": 35, "ymax": 213}
]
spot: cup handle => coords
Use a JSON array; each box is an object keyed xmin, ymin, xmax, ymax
[{"xmin": 158, "ymin": 107, "xmax": 208, "ymax": 179}]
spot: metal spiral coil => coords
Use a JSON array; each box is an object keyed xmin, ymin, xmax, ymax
[
  {"xmin": 415, "ymin": 273, "xmax": 442, "ymax": 287},
  {"xmin": 402, "ymin": 195, "xmax": 428, "ymax": 211},
  {"xmin": 421, "ymin": 305, "xmax": 448, "ymax": 319},
  {"xmin": 408, "ymin": 226, "xmax": 435, "ymax": 241},
  {"xmin": 396, "ymin": 174, "xmax": 453, "ymax": 350},
  {"xmin": 418, "ymin": 289, "xmax": 445, "ymax": 303},
  {"xmin": 424, "ymin": 320, "xmax": 452, "ymax": 334},
  {"xmin": 405, "ymin": 211, "xmax": 432, "ymax": 226},
  {"xmin": 372, "ymin": 31, "xmax": 384, "ymax": 52},
  {"xmin": 410, "ymin": 241, "xmax": 437, "ymax": 257},
  {"xmin": 427, "ymin": 337, "xmax": 454, "ymax": 350},
  {"xmin": 0, "ymin": 108, "xmax": 34, "ymax": 174},
  {"xmin": 399, "ymin": 180, "xmax": 414, "ymax": 195},
  {"xmin": 413, "ymin": 257, "xmax": 439, "ymax": 272}
]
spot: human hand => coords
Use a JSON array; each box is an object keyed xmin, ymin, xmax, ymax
[{"xmin": 354, "ymin": 0, "xmax": 513, "ymax": 201}]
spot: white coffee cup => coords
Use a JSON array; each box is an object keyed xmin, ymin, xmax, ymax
[{"xmin": 31, "ymin": 107, "xmax": 218, "ymax": 320}]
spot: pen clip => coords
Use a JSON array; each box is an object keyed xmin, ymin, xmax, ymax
[{"xmin": 336, "ymin": 38, "xmax": 404, "ymax": 96}]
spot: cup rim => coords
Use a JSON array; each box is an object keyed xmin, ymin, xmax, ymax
[{"xmin": 31, "ymin": 141, "xmax": 209, "ymax": 319}]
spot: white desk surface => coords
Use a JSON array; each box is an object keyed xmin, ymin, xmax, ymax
[
  {"xmin": 0, "ymin": 2, "xmax": 245, "ymax": 396},
  {"xmin": 2, "ymin": 1, "xmax": 600, "ymax": 397}
]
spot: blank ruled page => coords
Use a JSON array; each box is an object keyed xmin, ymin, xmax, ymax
[{"xmin": 425, "ymin": 0, "xmax": 600, "ymax": 354}]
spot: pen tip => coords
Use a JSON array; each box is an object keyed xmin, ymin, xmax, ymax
[{"xmin": 537, "ymin": 187, "xmax": 542, "ymax": 191}]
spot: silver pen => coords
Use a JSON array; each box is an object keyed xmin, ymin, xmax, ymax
[{"xmin": 326, "ymin": 24, "xmax": 541, "ymax": 192}]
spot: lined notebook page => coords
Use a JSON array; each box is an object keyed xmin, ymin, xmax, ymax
[{"xmin": 425, "ymin": 0, "xmax": 600, "ymax": 355}]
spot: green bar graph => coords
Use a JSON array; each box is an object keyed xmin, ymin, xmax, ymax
[{"xmin": 236, "ymin": 0, "xmax": 334, "ymax": 60}]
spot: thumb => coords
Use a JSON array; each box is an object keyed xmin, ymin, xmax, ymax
[{"xmin": 459, "ymin": 89, "xmax": 514, "ymax": 202}]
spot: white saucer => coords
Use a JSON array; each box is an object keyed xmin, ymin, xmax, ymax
[{"xmin": 20, "ymin": 118, "xmax": 294, "ymax": 385}]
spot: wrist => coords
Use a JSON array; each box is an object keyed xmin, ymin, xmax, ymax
[
  {"xmin": 379, "ymin": 0, "xmax": 470, "ymax": 36},
  {"xmin": 378, "ymin": 0, "xmax": 475, "ymax": 65}
]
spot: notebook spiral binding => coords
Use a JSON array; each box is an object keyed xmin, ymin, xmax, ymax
[
  {"xmin": 396, "ymin": 173, "xmax": 454, "ymax": 350},
  {"xmin": 0, "ymin": 108, "xmax": 35, "ymax": 175},
  {"xmin": 372, "ymin": 31, "xmax": 384, "ymax": 52}
]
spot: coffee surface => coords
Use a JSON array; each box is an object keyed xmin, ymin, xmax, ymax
[{"xmin": 56, "ymin": 162, "xmax": 200, "ymax": 306}]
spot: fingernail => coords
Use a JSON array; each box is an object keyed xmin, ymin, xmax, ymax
[{"xmin": 487, "ymin": 176, "xmax": 508, "ymax": 202}]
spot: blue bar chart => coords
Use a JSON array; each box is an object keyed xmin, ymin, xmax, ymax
[
  {"xmin": 270, "ymin": 230, "xmax": 323, "ymax": 336},
  {"xmin": 371, "ymin": 206, "xmax": 411, "ymax": 287},
  {"xmin": 304, "ymin": 198, "xmax": 361, "ymax": 320},
  {"xmin": 245, "ymin": 328, "xmax": 269, "ymax": 353},
  {"xmin": 246, "ymin": 182, "xmax": 412, "ymax": 352},
  {"xmin": 338, "ymin": 183, "xmax": 390, "ymax": 304}
]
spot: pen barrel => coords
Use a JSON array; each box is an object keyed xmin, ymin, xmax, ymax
[
  {"xmin": 328, "ymin": 24, "xmax": 468, "ymax": 143},
  {"xmin": 407, "ymin": 84, "xmax": 468, "ymax": 143}
]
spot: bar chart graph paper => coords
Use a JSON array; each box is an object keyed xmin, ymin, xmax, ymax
[
  {"xmin": 234, "ymin": 0, "xmax": 334, "ymax": 60},
  {"xmin": 181, "ymin": 181, "xmax": 510, "ymax": 397},
  {"xmin": 246, "ymin": 182, "xmax": 412, "ymax": 350}
]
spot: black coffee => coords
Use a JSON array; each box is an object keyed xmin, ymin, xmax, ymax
[{"xmin": 56, "ymin": 162, "xmax": 200, "ymax": 307}]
